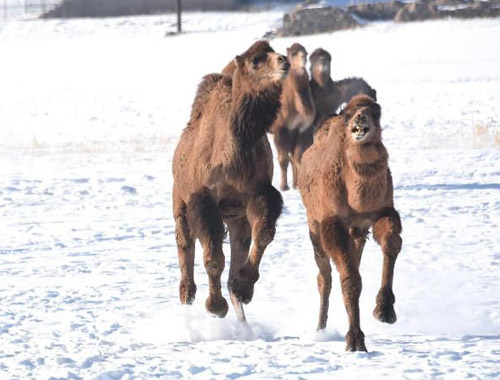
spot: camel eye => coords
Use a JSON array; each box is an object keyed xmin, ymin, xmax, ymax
[{"xmin": 251, "ymin": 56, "xmax": 262, "ymax": 69}]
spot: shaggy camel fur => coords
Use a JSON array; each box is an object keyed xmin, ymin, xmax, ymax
[
  {"xmin": 271, "ymin": 43, "xmax": 316, "ymax": 191},
  {"xmin": 299, "ymin": 94, "xmax": 402, "ymax": 352},
  {"xmin": 309, "ymin": 48, "xmax": 377, "ymax": 128},
  {"xmin": 172, "ymin": 40, "xmax": 289, "ymax": 321}
]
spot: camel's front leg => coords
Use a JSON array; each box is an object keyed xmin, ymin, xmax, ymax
[
  {"xmin": 186, "ymin": 188, "xmax": 228, "ymax": 318},
  {"xmin": 321, "ymin": 215, "xmax": 366, "ymax": 352},
  {"xmin": 231, "ymin": 182, "xmax": 283, "ymax": 305},
  {"xmin": 310, "ymin": 229, "xmax": 332, "ymax": 331},
  {"xmin": 372, "ymin": 208, "xmax": 402, "ymax": 324}
]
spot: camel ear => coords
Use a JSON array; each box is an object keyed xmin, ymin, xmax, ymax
[
  {"xmin": 286, "ymin": 47, "xmax": 290, "ymax": 54},
  {"xmin": 234, "ymin": 55, "xmax": 244, "ymax": 69}
]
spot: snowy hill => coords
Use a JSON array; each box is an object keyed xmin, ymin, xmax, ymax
[{"xmin": 1, "ymin": 12, "xmax": 499, "ymax": 380}]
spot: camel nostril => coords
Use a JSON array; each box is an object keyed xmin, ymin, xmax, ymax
[{"xmin": 277, "ymin": 55, "xmax": 285, "ymax": 63}]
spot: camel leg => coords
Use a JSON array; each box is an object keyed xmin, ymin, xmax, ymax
[
  {"xmin": 291, "ymin": 128, "xmax": 313, "ymax": 189},
  {"xmin": 186, "ymin": 188, "xmax": 228, "ymax": 318},
  {"xmin": 277, "ymin": 147, "xmax": 290, "ymax": 192},
  {"xmin": 274, "ymin": 128, "xmax": 292, "ymax": 191},
  {"xmin": 290, "ymin": 153, "xmax": 300, "ymax": 190},
  {"xmin": 173, "ymin": 189, "xmax": 196, "ymax": 305},
  {"xmin": 372, "ymin": 208, "xmax": 402, "ymax": 324},
  {"xmin": 231, "ymin": 182, "xmax": 283, "ymax": 304},
  {"xmin": 321, "ymin": 215, "xmax": 366, "ymax": 352},
  {"xmin": 350, "ymin": 227, "xmax": 368, "ymax": 269},
  {"xmin": 310, "ymin": 229, "xmax": 332, "ymax": 331},
  {"xmin": 226, "ymin": 217, "xmax": 252, "ymax": 322}
]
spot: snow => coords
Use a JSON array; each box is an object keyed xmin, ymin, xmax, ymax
[{"xmin": 1, "ymin": 11, "xmax": 500, "ymax": 380}]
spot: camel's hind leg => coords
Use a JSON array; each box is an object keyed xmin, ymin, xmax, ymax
[
  {"xmin": 309, "ymin": 229, "xmax": 332, "ymax": 331},
  {"xmin": 174, "ymin": 188, "xmax": 196, "ymax": 305},
  {"xmin": 321, "ymin": 215, "xmax": 366, "ymax": 352},
  {"xmin": 231, "ymin": 182, "xmax": 283, "ymax": 305},
  {"xmin": 226, "ymin": 217, "xmax": 252, "ymax": 322},
  {"xmin": 372, "ymin": 208, "xmax": 402, "ymax": 324},
  {"xmin": 186, "ymin": 188, "xmax": 228, "ymax": 317}
]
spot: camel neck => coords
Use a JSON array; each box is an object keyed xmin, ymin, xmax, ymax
[
  {"xmin": 312, "ymin": 71, "xmax": 333, "ymax": 89},
  {"xmin": 346, "ymin": 142, "xmax": 388, "ymax": 178},
  {"xmin": 230, "ymin": 86, "xmax": 281, "ymax": 149}
]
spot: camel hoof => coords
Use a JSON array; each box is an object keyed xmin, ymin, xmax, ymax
[
  {"xmin": 346, "ymin": 330, "xmax": 367, "ymax": 352},
  {"xmin": 374, "ymin": 288, "xmax": 397, "ymax": 324},
  {"xmin": 179, "ymin": 281, "xmax": 196, "ymax": 305},
  {"xmin": 231, "ymin": 267, "xmax": 259, "ymax": 304},
  {"xmin": 205, "ymin": 294, "xmax": 229, "ymax": 318},
  {"xmin": 373, "ymin": 303, "xmax": 397, "ymax": 324},
  {"xmin": 280, "ymin": 183, "xmax": 289, "ymax": 191}
]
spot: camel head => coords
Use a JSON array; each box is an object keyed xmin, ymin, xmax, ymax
[
  {"xmin": 309, "ymin": 48, "xmax": 332, "ymax": 78},
  {"xmin": 342, "ymin": 94, "xmax": 381, "ymax": 145},
  {"xmin": 233, "ymin": 40, "xmax": 290, "ymax": 91},
  {"xmin": 287, "ymin": 43, "xmax": 308, "ymax": 71}
]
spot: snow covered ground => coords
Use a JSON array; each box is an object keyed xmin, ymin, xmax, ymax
[{"xmin": 1, "ymin": 12, "xmax": 500, "ymax": 380}]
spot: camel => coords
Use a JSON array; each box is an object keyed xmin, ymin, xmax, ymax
[
  {"xmin": 172, "ymin": 40, "xmax": 289, "ymax": 322},
  {"xmin": 299, "ymin": 94, "xmax": 403, "ymax": 352},
  {"xmin": 271, "ymin": 43, "xmax": 316, "ymax": 191},
  {"xmin": 309, "ymin": 48, "xmax": 377, "ymax": 129}
]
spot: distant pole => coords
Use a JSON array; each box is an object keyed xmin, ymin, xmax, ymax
[{"xmin": 176, "ymin": 0, "xmax": 181, "ymax": 33}]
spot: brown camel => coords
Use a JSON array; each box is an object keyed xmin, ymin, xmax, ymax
[
  {"xmin": 309, "ymin": 48, "xmax": 377, "ymax": 129},
  {"xmin": 172, "ymin": 40, "xmax": 289, "ymax": 322},
  {"xmin": 271, "ymin": 43, "xmax": 316, "ymax": 191},
  {"xmin": 299, "ymin": 94, "xmax": 402, "ymax": 351}
]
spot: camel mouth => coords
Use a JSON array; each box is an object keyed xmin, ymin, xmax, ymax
[
  {"xmin": 351, "ymin": 125, "xmax": 370, "ymax": 142},
  {"xmin": 275, "ymin": 63, "xmax": 290, "ymax": 79}
]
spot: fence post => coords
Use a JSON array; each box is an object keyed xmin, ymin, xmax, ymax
[{"xmin": 176, "ymin": 0, "xmax": 181, "ymax": 33}]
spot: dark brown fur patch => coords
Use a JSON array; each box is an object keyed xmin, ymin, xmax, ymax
[
  {"xmin": 247, "ymin": 182, "xmax": 284, "ymax": 225},
  {"xmin": 320, "ymin": 215, "xmax": 349, "ymax": 255},
  {"xmin": 230, "ymin": 86, "xmax": 282, "ymax": 149}
]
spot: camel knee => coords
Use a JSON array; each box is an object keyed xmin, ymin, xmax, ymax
[
  {"xmin": 247, "ymin": 182, "xmax": 283, "ymax": 228},
  {"xmin": 317, "ymin": 272, "xmax": 332, "ymax": 294},
  {"xmin": 373, "ymin": 210, "xmax": 402, "ymax": 256},
  {"xmin": 203, "ymin": 247, "xmax": 225, "ymax": 277}
]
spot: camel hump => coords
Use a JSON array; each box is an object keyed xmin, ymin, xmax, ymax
[
  {"xmin": 337, "ymin": 77, "xmax": 377, "ymax": 101},
  {"xmin": 190, "ymin": 73, "xmax": 231, "ymax": 122}
]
